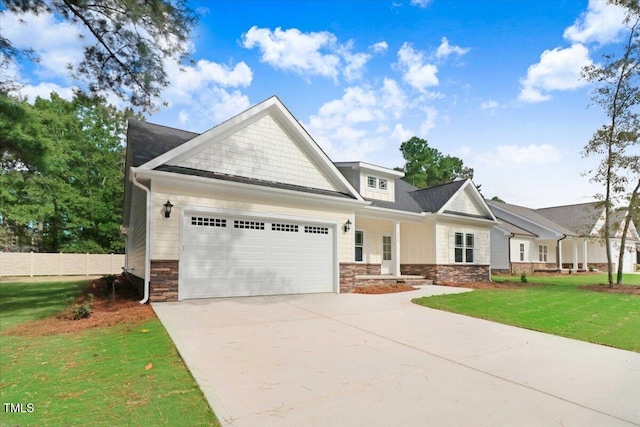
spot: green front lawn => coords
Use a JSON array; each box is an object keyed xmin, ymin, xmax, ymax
[
  {"xmin": 413, "ymin": 274, "xmax": 640, "ymax": 352},
  {"xmin": 0, "ymin": 280, "xmax": 219, "ymax": 426}
]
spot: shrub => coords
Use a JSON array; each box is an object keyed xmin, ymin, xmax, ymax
[
  {"xmin": 520, "ymin": 272, "xmax": 528, "ymax": 283},
  {"xmin": 71, "ymin": 294, "xmax": 94, "ymax": 320}
]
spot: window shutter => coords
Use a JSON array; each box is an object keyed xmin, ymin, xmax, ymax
[{"xmin": 449, "ymin": 231, "xmax": 455, "ymax": 263}]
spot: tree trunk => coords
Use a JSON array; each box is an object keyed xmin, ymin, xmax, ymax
[{"xmin": 617, "ymin": 179, "xmax": 640, "ymax": 284}]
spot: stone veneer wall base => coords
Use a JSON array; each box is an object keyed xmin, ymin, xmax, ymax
[
  {"xmin": 401, "ymin": 264, "xmax": 490, "ymax": 284},
  {"xmin": 149, "ymin": 260, "xmax": 179, "ymax": 302}
]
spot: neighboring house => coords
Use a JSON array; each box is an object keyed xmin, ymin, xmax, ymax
[
  {"xmin": 488, "ymin": 200, "xmax": 639, "ymax": 274},
  {"xmin": 123, "ymin": 96, "xmax": 497, "ymax": 302}
]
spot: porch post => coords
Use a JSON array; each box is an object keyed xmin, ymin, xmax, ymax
[
  {"xmin": 557, "ymin": 239, "xmax": 563, "ymax": 271},
  {"xmin": 583, "ymin": 239, "xmax": 588, "ymax": 270},
  {"xmin": 394, "ymin": 221, "xmax": 401, "ymax": 276},
  {"xmin": 573, "ymin": 240, "xmax": 578, "ymax": 271}
]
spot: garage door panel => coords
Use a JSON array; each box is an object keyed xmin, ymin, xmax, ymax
[{"xmin": 182, "ymin": 216, "xmax": 334, "ymax": 299}]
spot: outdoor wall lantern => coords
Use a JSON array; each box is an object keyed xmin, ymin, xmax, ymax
[
  {"xmin": 343, "ymin": 219, "xmax": 352, "ymax": 233},
  {"xmin": 163, "ymin": 200, "xmax": 174, "ymax": 219}
]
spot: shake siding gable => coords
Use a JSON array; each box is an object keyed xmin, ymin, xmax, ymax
[
  {"xmin": 174, "ymin": 114, "xmax": 339, "ymax": 192},
  {"xmin": 446, "ymin": 185, "xmax": 485, "ymax": 216}
]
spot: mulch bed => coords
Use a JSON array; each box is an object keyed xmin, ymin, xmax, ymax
[
  {"xmin": 4, "ymin": 276, "xmax": 156, "ymax": 337},
  {"xmin": 437, "ymin": 281, "xmax": 539, "ymax": 290},
  {"xmin": 579, "ymin": 284, "xmax": 640, "ymax": 295},
  {"xmin": 353, "ymin": 284, "xmax": 419, "ymax": 294}
]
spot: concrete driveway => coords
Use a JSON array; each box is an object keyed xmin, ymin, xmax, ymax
[{"xmin": 153, "ymin": 286, "xmax": 640, "ymax": 427}]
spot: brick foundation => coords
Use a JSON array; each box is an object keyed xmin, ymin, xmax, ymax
[
  {"xmin": 339, "ymin": 263, "xmax": 381, "ymax": 292},
  {"xmin": 401, "ymin": 264, "xmax": 490, "ymax": 284},
  {"xmin": 149, "ymin": 260, "xmax": 179, "ymax": 302}
]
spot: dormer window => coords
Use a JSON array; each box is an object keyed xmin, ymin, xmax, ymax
[
  {"xmin": 379, "ymin": 179, "xmax": 387, "ymax": 190},
  {"xmin": 367, "ymin": 176, "xmax": 377, "ymax": 188}
]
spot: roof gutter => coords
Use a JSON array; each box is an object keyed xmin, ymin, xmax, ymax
[
  {"xmin": 131, "ymin": 172, "xmax": 152, "ymax": 304},
  {"xmin": 557, "ymin": 234, "xmax": 567, "ymax": 271}
]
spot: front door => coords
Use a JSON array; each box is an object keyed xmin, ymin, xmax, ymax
[{"xmin": 381, "ymin": 235, "xmax": 393, "ymax": 274}]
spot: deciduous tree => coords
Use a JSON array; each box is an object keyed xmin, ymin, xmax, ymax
[{"xmin": 582, "ymin": 0, "xmax": 640, "ymax": 286}]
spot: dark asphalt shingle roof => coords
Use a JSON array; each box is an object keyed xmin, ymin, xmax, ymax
[
  {"xmin": 367, "ymin": 179, "xmax": 423, "ymax": 213},
  {"xmin": 127, "ymin": 119, "xmax": 199, "ymax": 167},
  {"xmin": 536, "ymin": 202, "xmax": 603, "ymax": 236},
  {"xmin": 126, "ymin": 119, "xmax": 489, "ymax": 216},
  {"xmin": 537, "ymin": 202, "xmax": 629, "ymax": 236},
  {"xmin": 409, "ymin": 179, "xmax": 467, "ymax": 213},
  {"xmin": 487, "ymin": 200, "xmax": 582, "ymax": 236}
]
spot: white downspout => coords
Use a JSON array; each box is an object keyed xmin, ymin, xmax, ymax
[{"xmin": 131, "ymin": 172, "xmax": 152, "ymax": 304}]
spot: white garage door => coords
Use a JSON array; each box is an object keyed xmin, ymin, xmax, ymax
[{"xmin": 181, "ymin": 214, "xmax": 334, "ymax": 299}]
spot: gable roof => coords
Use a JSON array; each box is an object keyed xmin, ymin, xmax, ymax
[
  {"xmin": 367, "ymin": 178, "xmax": 495, "ymax": 221},
  {"xmin": 411, "ymin": 179, "xmax": 467, "ymax": 213},
  {"xmin": 487, "ymin": 199, "xmax": 576, "ymax": 236},
  {"xmin": 127, "ymin": 120, "xmax": 199, "ymax": 167},
  {"xmin": 536, "ymin": 202, "xmax": 603, "ymax": 236},
  {"xmin": 134, "ymin": 96, "xmax": 363, "ymax": 201},
  {"xmin": 367, "ymin": 179, "xmax": 424, "ymax": 213}
]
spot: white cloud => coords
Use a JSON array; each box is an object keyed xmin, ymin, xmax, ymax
[
  {"xmin": 370, "ymin": 41, "xmax": 389, "ymax": 53},
  {"xmin": 435, "ymin": 37, "xmax": 470, "ymax": 59},
  {"xmin": 480, "ymin": 99, "xmax": 500, "ymax": 110},
  {"xmin": 242, "ymin": 26, "xmax": 371, "ymax": 82},
  {"xmin": 390, "ymin": 123, "xmax": 414, "ymax": 143},
  {"xmin": 243, "ymin": 26, "xmax": 340, "ymax": 80},
  {"xmin": 410, "ymin": 0, "xmax": 433, "ymax": 8},
  {"xmin": 419, "ymin": 107, "xmax": 438, "ymax": 135},
  {"xmin": 14, "ymin": 82, "xmax": 76, "ymax": 102},
  {"xmin": 338, "ymin": 41, "xmax": 371, "ymax": 81},
  {"xmin": 164, "ymin": 59, "xmax": 252, "ymax": 100},
  {"xmin": 304, "ymin": 80, "xmax": 412, "ymax": 163},
  {"xmin": 164, "ymin": 87, "xmax": 250, "ymax": 132},
  {"xmin": 476, "ymin": 144, "xmax": 561, "ymax": 165},
  {"xmin": 564, "ymin": 0, "xmax": 628, "ymax": 45},
  {"xmin": 518, "ymin": 44, "xmax": 592, "ymax": 103},
  {"xmin": 397, "ymin": 42, "xmax": 439, "ymax": 92},
  {"xmin": 1, "ymin": 11, "xmax": 85, "ymax": 81}
]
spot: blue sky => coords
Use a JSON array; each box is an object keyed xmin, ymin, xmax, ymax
[{"xmin": 2, "ymin": 0, "xmax": 637, "ymax": 207}]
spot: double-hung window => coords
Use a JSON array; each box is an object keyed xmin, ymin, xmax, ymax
[
  {"xmin": 519, "ymin": 243, "xmax": 525, "ymax": 261},
  {"xmin": 454, "ymin": 232, "xmax": 474, "ymax": 263},
  {"xmin": 355, "ymin": 231, "xmax": 364, "ymax": 262},
  {"xmin": 367, "ymin": 176, "xmax": 377, "ymax": 188},
  {"xmin": 539, "ymin": 245, "xmax": 548, "ymax": 262}
]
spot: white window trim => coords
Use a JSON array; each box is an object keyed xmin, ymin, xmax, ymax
[
  {"xmin": 539, "ymin": 245, "xmax": 548, "ymax": 262},
  {"xmin": 367, "ymin": 176, "xmax": 377, "ymax": 188},
  {"xmin": 355, "ymin": 230, "xmax": 364, "ymax": 262},
  {"xmin": 378, "ymin": 178, "xmax": 388, "ymax": 191},
  {"xmin": 454, "ymin": 232, "xmax": 475, "ymax": 264}
]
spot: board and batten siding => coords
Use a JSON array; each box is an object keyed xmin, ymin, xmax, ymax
[
  {"xmin": 400, "ymin": 221, "xmax": 436, "ymax": 264},
  {"xmin": 358, "ymin": 173, "xmax": 395, "ymax": 202},
  {"xmin": 489, "ymin": 227, "xmax": 510, "ymax": 270},
  {"xmin": 435, "ymin": 222, "xmax": 490, "ymax": 265},
  {"xmin": 510, "ymin": 238, "xmax": 557, "ymax": 263},
  {"xmin": 150, "ymin": 186, "xmax": 354, "ymax": 263},
  {"xmin": 127, "ymin": 185, "xmax": 147, "ymax": 278},
  {"xmin": 174, "ymin": 115, "xmax": 339, "ymax": 192}
]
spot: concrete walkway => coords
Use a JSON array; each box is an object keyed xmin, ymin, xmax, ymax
[{"xmin": 153, "ymin": 286, "xmax": 640, "ymax": 427}]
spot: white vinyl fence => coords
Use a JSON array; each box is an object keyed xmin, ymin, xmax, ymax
[{"xmin": 0, "ymin": 252, "xmax": 125, "ymax": 277}]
